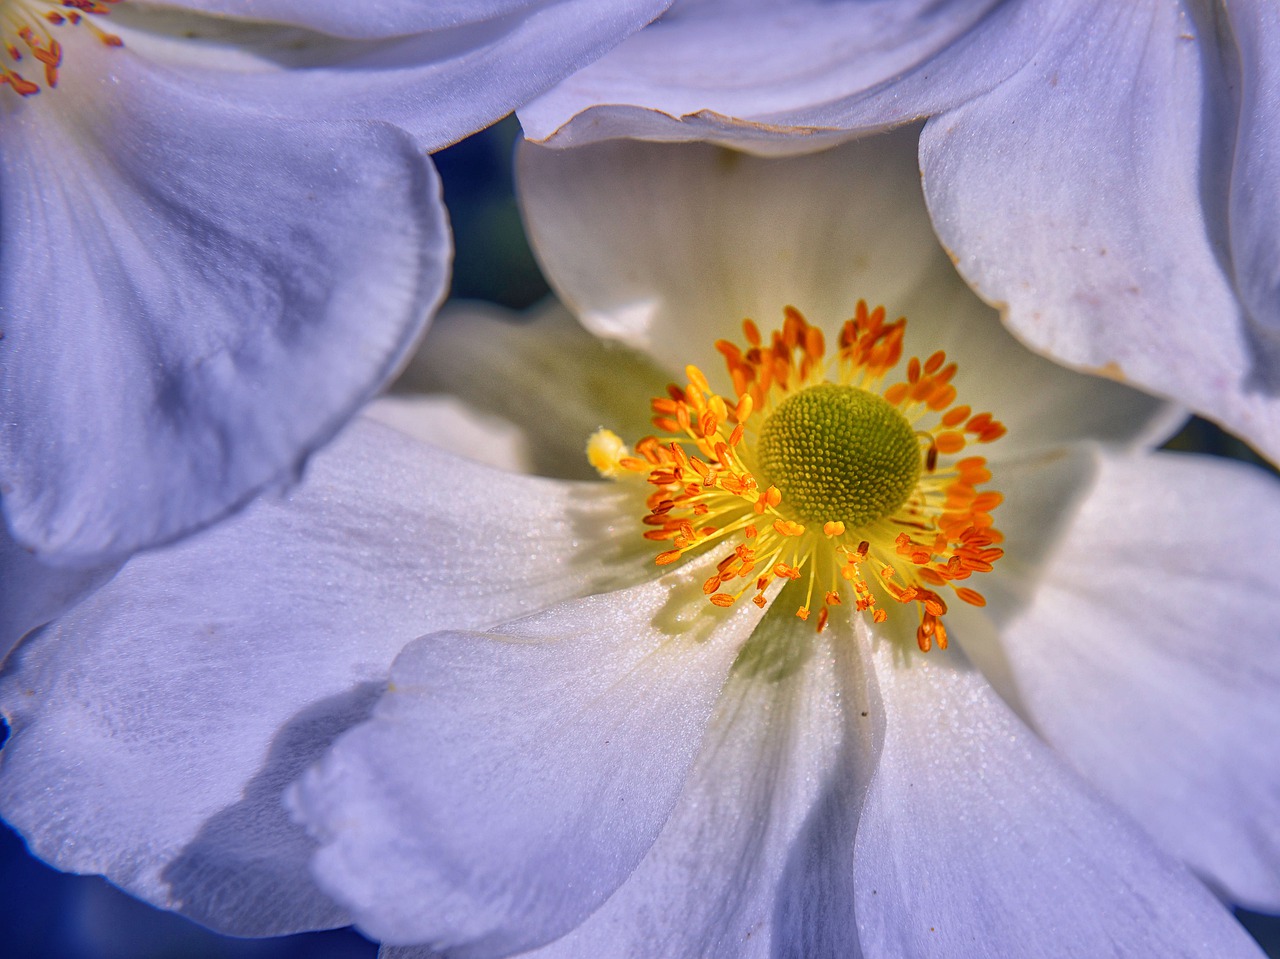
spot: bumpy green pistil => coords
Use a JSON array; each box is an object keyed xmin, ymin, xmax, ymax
[{"xmin": 757, "ymin": 384, "xmax": 921, "ymax": 527}]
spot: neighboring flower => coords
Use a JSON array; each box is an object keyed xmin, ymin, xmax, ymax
[
  {"xmin": 0, "ymin": 0, "xmax": 672, "ymax": 586},
  {"xmin": 520, "ymin": 0, "xmax": 1280, "ymax": 473},
  {"xmin": 3, "ymin": 132, "xmax": 1276, "ymax": 954}
]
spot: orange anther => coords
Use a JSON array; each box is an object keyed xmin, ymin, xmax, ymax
[{"xmin": 709, "ymin": 593, "xmax": 735, "ymax": 608}]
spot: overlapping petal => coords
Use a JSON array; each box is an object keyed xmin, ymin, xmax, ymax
[
  {"xmin": 158, "ymin": 1, "xmax": 541, "ymax": 39},
  {"xmin": 522, "ymin": 0, "xmax": 1280, "ymax": 464},
  {"xmin": 1226, "ymin": 1, "xmax": 1280, "ymax": 348},
  {"xmin": 917, "ymin": 1, "xmax": 1280, "ymax": 459},
  {"xmin": 995, "ymin": 449, "xmax": 1280, "ymax": 912},
  {"xmin": 3, "ymin": 0, "xmax": 675, "ymax": 566},
  {"xmin": 120, "ymin": 0, "xmax": 675, "ymax": 151},
  {"xmin": 1, "ymin": 38, "xmax": 448, "ymax": 564},
  {"xmin": 517, "ymin": 132, "xmax": 1179, "ymax": 452},
  {"xmin": 518, "ymin": 0, "xmax": 1058, "ymax": 148},
  {"xmin": 293, "ymin": 567, "xmax": 767, "ymax": 953},
  {"xmin": 0, "ymin": 417, "xmax": 643, "ymax": 935},
  {"xmin": 383, "ymin": 604, "xmax": 882, "ymax": 959},
  {"xmin": 853, "ymin": 642, "xmax": 1267, "ymax": 958},
  {"xmin": 0, "ymin": 526, "xmax": 119, "ymax": 662}
]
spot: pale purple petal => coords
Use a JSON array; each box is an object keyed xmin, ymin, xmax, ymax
[
  {"xmin": 996, "ymin": 449, "xmax": 1280, "ymax": 911},
  {"xmin": 0, "ymin": 418, "xmax": 641, "ymax": 936},
  {"xmin": 1226, "ymin": 0, "xmax": 1280, "ymax": 354},
  {"xmin": 517, "ymin": 133, "xmax": 1177, "ymax": 454},
  {"xmin": 481, "ymin": 607, "xmax": 882, "ymax": 959},
  {"xmin": 126, "ymin": 0, "xmax": 674, "ymax": 151},
  {"xmin": 0, "ymin": 524, "xmax": 119, "ymax": 662},
  {"xmin": 854, "ymin": 643, "xmax": 1266, "ymax": 958},
  {"xmin": 0, "ymin": 42, "xmax": 447, "ymax": 564},
  {"xmin": 519, "ymin": 0, "xmax": 1059, "ymax": 148},
  {"xmin": 291, "ymin": 569, "xmax": 767, "ymax": 954},
  {"xmin": 364, "ymin": 394, "xmax": 535, "ymax": 473},
  {"xmin": 156, "ymin": 0, "xmax": 551, "ymax": 39},
  {"xmin": 919, "ymin": 0, "xmax": 1280, "ymax": 460}
]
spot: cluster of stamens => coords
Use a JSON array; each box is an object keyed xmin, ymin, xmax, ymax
[
  {"xmin": 2, "ymin": 0, "xmax": 122, "ymax": 97},
  {"xmin": 589, "ymin": 302, "xmax": 1007, "ymax": 652}
]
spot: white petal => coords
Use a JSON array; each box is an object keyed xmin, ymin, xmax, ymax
[
  {"xmin": 157, "ymin": 1, "xmax": 557, "ymax": 39},
  {"xmin": 1226, "ymin": 1, "xmax": 1280, "ymax": 353},
  {"xmin": 364, "ymin": 394, "xmax": 535, "ymax": 474},
  {"xmin": 854, "ymin": 642, "xmax": 1266, "ymax": 958},
  {"xmin": 518, "ymin": 133, "xmax": 1176, "ymax": 454},
  {"xmin": 0, "ymin": 528, "xmax": 119, "ymax": 662},
  {"xmin": 919, "ymin": 0, "xmax": 1280, "ymax": 462},
  {"xmin": 518, "ymin": 130, "xmax": 937, "ymax": 377},
  {"xmin": 995, "ymin": 449, "xmax": 1280, "ymax": 910},
  {"xmin": 390, "ymin": 299, "xmax": 671, "ymax": 479},
  {"xmin": 494, "ymin": 606, "xmax": 881, "ymax": 959},
  {"xmin": 519, "ymin": 0, "xmax": 1059, "ymax": 149},
  {"xmin": 1, "ymin": 40, "xmax": 447, "ymax": 564},
  {"xmin": 123, "ymin": 0, "xmax": 673, "ymax": 151},
  {"xmin": 0, "ymin": 418, "xmax": 643, "ymax": 936},
  {"xmin": 291, "ymin": 566, "xmax": 767, "ymax": 954}
]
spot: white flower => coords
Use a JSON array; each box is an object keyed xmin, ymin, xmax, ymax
[
  {"xmin": 521, "ymin": 0, "xmax": 1280, "ymax": 473},
  {"xmin": 3, "ymin": 132, "xmax": 1277, "ymax": 956},
  {"xmin": 0, "ymin": 0, "xmax": 672, "ymax": 580}
]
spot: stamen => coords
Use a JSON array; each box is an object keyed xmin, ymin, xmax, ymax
[
  {"xmin": 592, "ymin": 301, "xmax": 1007, "ymax": 652},
  {"xmin": 1, "ymin": 0, "xmax": 121, "ymax": 97}
]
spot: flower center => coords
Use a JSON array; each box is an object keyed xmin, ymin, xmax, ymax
[
  {"xmin": 1, "ymin": 0, "xmax": 122, "ymax": 97},
  {"xmin": 589, "ymin": 301, "xmax": 1007, "ymax": 651},
  {"xmin": 757, "ymin": 383, "xmax": 921, "ymax": 528}
]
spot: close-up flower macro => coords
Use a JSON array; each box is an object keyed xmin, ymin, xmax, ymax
[
  {"xmin": 4, "ymin": 127, "xmax": 1280, "ymax": 957},
  {"xmin": 2, "ymin": 2, "xmax": 1279, "ymax": 958},
  {"xmin": 0, "ymin": 0, "xmax": 670, "ymax": 642}
]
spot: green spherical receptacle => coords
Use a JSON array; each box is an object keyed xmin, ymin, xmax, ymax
[{"xmin": 758, "ymin": 384, "xmax": 921, "ymax": 527}]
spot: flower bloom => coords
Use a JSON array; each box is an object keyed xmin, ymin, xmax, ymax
[
  {"xmin": 522, "ymin": 0, "xmax": 1280, "ymax": 472},
  {"xmin": 3, "ymin": 133, "xmax": 1278, "ymax": 954},
  {"xmin": 0, "ymin": 0, "xmax": 671, "ymax": 587}
]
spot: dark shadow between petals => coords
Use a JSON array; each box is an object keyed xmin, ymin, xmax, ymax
[{"xmin": 161, "ymin": 681, "xmax": 384, "ymax": 937}]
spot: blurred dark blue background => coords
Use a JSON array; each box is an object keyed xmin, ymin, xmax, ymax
[{"xmin": 2, "ymin": 119, "xmax": 1278, "ymax": 958}]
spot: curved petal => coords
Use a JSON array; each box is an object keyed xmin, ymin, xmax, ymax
[
  {"xmin": 853, "ymin": 642, "xmax": 1266, "ymax": 958},
  {"xmin": 517, "ymin": 133, "xmax": 1177, "ymax": 455},
  {"xmin": 0, "ymin": 525, "xmax": 119, "ymax": 662},
  {"xmin": 120, "ymin": 0, "xmax": 673, "ymax": 151},
  {"xmin": 0, "ymin": 418, "xmax": 644, "ymax": 936},
  {"xmin": 470, "ymin": 605, "xmax": 883, "ymax": 959},
  {"xmin": 291, "ymin": 567, "xmax": 767, "ymax": 955},
  {"xmin": 1, "ymin": 40, "xmax": 448, "ymax": 565},
  {"xmin": 518, "ymin": 0, "xmax": 1060, "ymax": 149},
  {"xmin": 391, "ymin": 299, "xmax": 671, "ymax": 480},
  {"xmin": 995, "ymin": 449, "xmax": 1280, "ymax": 911},
  {"xmin": 364, "ymin": 394, "xmax": 536, "ymax": 473},
  {"xmin": 918, "ymin": 0, "xmax": 1280, "ymax": 462},
  {"xmin": 154, "ymin": 0, "xmax": 553, "ymax": 39},
  {"xmin": 1226, "ymin": 1, "xmax": 1280, "ymax": 347}
]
